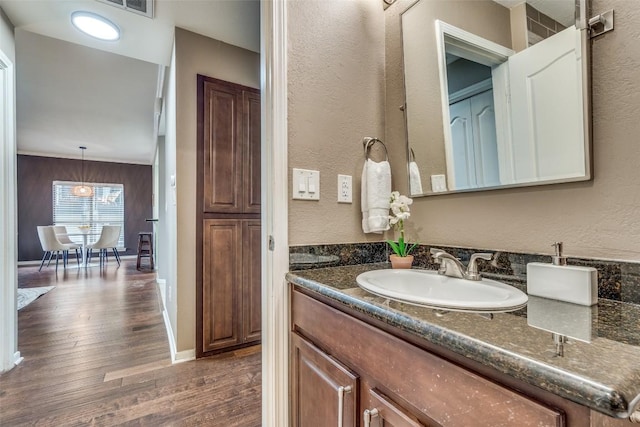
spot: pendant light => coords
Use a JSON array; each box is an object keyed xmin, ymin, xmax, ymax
[{"xmin": 72, "ymin": 146, "xmax": 94, "ymax": 197}]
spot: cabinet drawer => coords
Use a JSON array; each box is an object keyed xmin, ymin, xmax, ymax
[{"xmin": 292, "ymin": 289, "xmax": 565, "ymax": 427}]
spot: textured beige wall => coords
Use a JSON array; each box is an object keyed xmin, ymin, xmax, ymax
[
  {"xmin": 510, "ymin": 3, "xmax": 528, "ymax": 52},
  {"xmin": 287, "ymin": 0, "xmax": 386, "ymax": 245},
  {"xmin": 386, "ymin": 0, "xmax": 640, "ymax": 262},
  {"xmin": 288, "ymin": 0, "xmax": 640, "ymax": 263},
  {"xmin": 174, "ymin": 28, "xmax": 259, "ymax": 352}
]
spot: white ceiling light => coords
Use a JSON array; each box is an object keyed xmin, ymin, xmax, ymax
[{"xmin": 71, "ymin": 11, "xmax": 120, "ymax": 41}]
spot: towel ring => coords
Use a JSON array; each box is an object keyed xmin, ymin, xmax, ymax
[{"xmin": 363, "ymin": 137, "xmax": 389, "ymax": 161}]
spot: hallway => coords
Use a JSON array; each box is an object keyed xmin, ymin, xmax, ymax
[{"xmin": 0, "ymin": 260, "xmax": 261, "ymax": 426}]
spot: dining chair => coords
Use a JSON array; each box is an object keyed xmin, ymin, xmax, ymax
[
  {"xmin": 37, "ymin": 226, "xmax": 73, "ymax": 271},
  {"xmin": 87, "ymin": 225, "xmax": 122, "ymax": 268},
  {"xmin": 52, "ymin": 225, "xmax": 82, "ymax": 266}
]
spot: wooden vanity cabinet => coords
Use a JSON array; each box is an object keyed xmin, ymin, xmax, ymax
[{"xmin": 291, "ymin": 287, "xmax": 577, "ymax": 427}]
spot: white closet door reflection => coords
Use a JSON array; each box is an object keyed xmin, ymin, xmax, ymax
[{"xmin": 449, "ymin": 90, "xmax": 500, "ymax": 190}]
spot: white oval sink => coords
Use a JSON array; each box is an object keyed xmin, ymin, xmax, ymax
[{"xmin": 356, "ymin": 269, "xmax": 528, "ymax": 312}]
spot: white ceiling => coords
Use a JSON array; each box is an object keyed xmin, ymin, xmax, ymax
[{"xmin": 0, "ymin": 0, "xmax": 260, "ymax": 164}]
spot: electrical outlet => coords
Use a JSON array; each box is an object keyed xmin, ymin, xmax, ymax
[
  {"xmin": 431, "ymin": 174, "xmax": 448, "ymax": 192},
  {"xmin": 337, "ymin": 174, "xmax": 352, "ymax": 203}
]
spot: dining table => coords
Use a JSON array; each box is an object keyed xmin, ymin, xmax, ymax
[{"xmin": 57, "ymin": 228, "xmax": 101, "ymax": 268}]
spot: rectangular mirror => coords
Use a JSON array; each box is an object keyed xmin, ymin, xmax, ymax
[{"xmin": 401, "ymin": 0, "xmax": 591, "ymax": 196}]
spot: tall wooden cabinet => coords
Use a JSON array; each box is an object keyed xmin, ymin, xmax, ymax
[{"xmin": 197, "ymin": 75, "xmax": 261, "ymax": 357}]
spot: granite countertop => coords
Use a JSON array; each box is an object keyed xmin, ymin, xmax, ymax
[{"xmin": 286, "ymin": 263, "xmax": 640, "ymax": 418}]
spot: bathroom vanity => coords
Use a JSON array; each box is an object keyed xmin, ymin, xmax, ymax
[{"xmin": 287, "ymin": 263, "xmax": 640, "ymax": 426}]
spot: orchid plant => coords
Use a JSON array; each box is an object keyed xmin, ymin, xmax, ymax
[{"xmin": 386, "ymin": 191, "xmax": 418, "ymax": 257}]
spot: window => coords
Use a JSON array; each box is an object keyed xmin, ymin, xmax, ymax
[{"xmin": 52, "ymin": 181, "xmax": 125, "ymax": 248}]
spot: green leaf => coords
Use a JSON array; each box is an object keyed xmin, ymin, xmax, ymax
[
  {"xmin": 406, "ymin": 242, "xmax": 419, "ymax": 256},
  {"xmin": 386, "ymin": 240, "xmax": 401, "ymax": 255}
]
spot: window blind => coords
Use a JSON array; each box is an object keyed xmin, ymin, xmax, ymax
[{"xmin": 52, "ymin": 181, "xmax": 125, "ymax": 248}]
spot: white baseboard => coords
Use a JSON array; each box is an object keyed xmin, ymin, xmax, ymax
[
  {"xmin": 174, "ymin": 349, "xmax": 196, "ymax": 363},
  {"xmin": 18, "ymin": 254, "xmax": 137, "ymax": 267},
  {"xmin": 13, "ymin": 351, "xmax": 23, "ymax": 366},
  {"xmin": 158, "ymin": 281, "xmax": 194, "ymax": 365}
]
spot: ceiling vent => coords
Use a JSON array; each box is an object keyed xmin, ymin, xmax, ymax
[{"xmin": 97, "ymin": 0, "xmax": 153, "ymax": 19}]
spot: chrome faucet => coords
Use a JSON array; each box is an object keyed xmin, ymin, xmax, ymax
[{"xmin": 429, "ymin": 248, "xmax": 493, "ymax": 281}]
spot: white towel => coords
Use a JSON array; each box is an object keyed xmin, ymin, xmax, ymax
[
  {"xmin": 409, "ymin": 161, "xmax": 423, "ymax": 195},
  {"xmin": 361, "ymin": 158, "xmax": 391, "ymax": 234},
  {"xmin": 361, "ymin": 160, "xmax": 371, "ymax": 233}
]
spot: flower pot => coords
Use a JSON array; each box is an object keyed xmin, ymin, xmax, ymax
[{"xmin": 390, "ymin": 254, "xmax": 414, "ymax": 269}]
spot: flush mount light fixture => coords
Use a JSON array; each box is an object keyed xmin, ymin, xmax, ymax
[{"xmin": 71, "ymin": 11, "xmax": 120, "ymax": 41}]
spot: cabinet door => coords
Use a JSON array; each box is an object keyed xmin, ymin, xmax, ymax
[
  {"xmin": 242, "ymin": 220, "xmax": 261, "ymax": 343},
  {"xmin": 202, "ymin": 219, "xmax": 242, "ymax": 352},
  {"xmin": 362, "ymin": 388, "xmax": 427, "ymax": 427},
  {"xmin": 202, "ymin": 79, "xmax": 242, "ymax": 213},
  {"xmin": 242, "ymin": 90, "xmax": 261, "ymax": 213},
  {"xmin": 291, "ymin": 333, "xmax": 358, "ymax": 427}
]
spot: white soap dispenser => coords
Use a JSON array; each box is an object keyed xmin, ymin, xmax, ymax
[{"xmin": 526, "ymin": 242, "xmax": 598, "ymax": 306}]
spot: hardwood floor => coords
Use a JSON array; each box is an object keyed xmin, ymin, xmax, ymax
[{"xmin": 0, "ymin": 260, "xmax": 262, "ymax": 426}]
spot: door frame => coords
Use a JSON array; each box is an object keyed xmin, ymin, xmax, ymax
[
  {"xmin": 261, "ymin": 1, "xmax": 289, "ymax": 426},
  {"xmin": 434, "ymin": 20, "xmax": 514, "ymax": 191},
  {"xmin": 0, "ymin": 48, "xmax": 20, "ymax": 373}
]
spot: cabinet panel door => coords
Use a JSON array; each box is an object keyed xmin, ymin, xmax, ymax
[
  {"xmin": 243, "ymin": 90, "xmax": 261, "ymax": 213},
  {"xmin": 362, "ymin": 388, "xmax": 428, "ymax": 427},
  {"xmin": 202, "ymin": 220, "xmax": 242, "ymax": 352},
  {"xmin": 291, "ymin": 333, "xmax": 358, "ymax": 427},
  {"xmin": 242, "ymin": 220, "xmax": 261, "ymax": 343},
  {"xmin": 203, "ymin": 80, "xmax": 242, "ymax": 213}
]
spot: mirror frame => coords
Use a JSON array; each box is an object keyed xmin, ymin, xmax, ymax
[{"xmin": 403, "ymin": 0, "xmax": 592, "ymax": 197}]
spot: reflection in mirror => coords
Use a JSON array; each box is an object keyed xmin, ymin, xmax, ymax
[{"xmin": 402, "ymin": 0, "xmax": 591, "ymax": 196}]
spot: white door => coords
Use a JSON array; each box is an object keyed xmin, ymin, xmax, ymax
[
  {"xmin": 470, "ymin": 90, "xmax": 500, "ymax": 187},
  {"xmin": 450, "ymin": 90, "xmax": 500, "ymax": 190},
  {"xmin": 508, "ymin": 26, "xmax": 585, "ymax": 183},
  {"xmin": 449, "ymin": 100, "xmax": 475, "ymax": 189}
]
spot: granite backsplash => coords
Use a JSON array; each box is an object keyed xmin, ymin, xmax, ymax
[{"xmin": 289, "ymin": 242, "xmax": 640, "ymax": 305}]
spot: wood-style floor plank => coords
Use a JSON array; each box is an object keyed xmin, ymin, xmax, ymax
[{"xmin": 0, "ymin": 260, "xmax": 262, "ymax": 426}]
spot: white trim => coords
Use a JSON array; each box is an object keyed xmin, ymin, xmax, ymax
[
  {"xmin": 492, "ymin": 63, "xmax": 515, "ymax": 184},
  {"xmin": 13, "ymin": 351, "xmax": 23, "ymax": 366},
  {"xmin": 18, "ymin": 254, "xmax": 136, "ymax": 267},
  {"xmin": 448, "ymin": 78, "xmax": 492, "ymax": 104},
  {"xmin": 261, "ymin": 1, "xmax": 289, "ymax": 426},
  {"xmin": 159, "ymin": 281, "xmax": 195, "ymax": 364},
  {"xmin": 173, "ymin": 349, "xmax": 195, "ymax": 363},
  {"xmin": 0, "ymin": 48, "xmax": 18, "ymax": 373},
  {"xmin": 437, "ymin": 20, "xmax": 514, "ymax": 65},
  {"xmin": 16, "ymin": 150, "xmax": 153, "ymax": 166}
]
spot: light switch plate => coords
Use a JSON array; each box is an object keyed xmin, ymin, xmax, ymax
[
  {"xmin": 292, "ymin": 168, "xmax": 320, "ymax": 200},
  {"xmin": 337, "ymin": 174, "xmax": 352, "ymax": 203}
]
